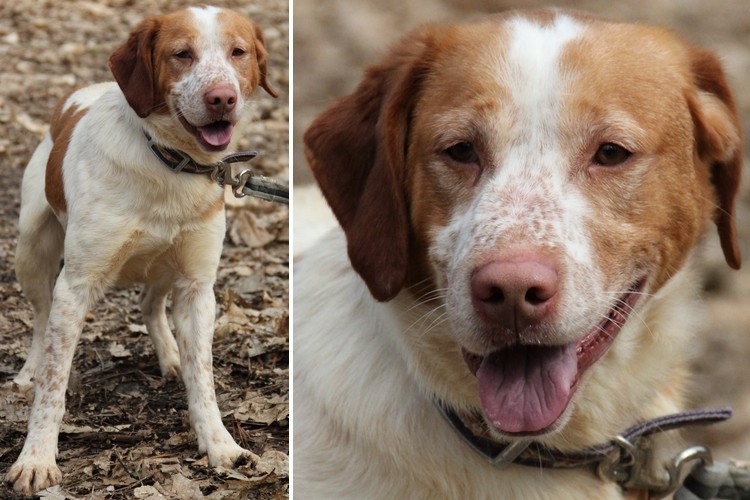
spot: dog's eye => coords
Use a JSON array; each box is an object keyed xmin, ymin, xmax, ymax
[
  {"xmin": 232, "ymin": 47, "xmax": 246, "ymax": 57},
  {"xmin": 174, "ymin": 50, "xmax": 193, "ymax": 61},
  {"xmin": 445, "ymin": 142, "xmax": 478, "ymax": 164},
  {"xmin": 593, "ymin": 143, "xmax": 631, "ymax": 167}
]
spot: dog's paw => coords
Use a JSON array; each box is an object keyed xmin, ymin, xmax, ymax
[
  {"xmin": 12, "ymin": 371, "xmax": 35, "ymax": 392},
  {"xmin": 159, "ymin": 361, "xmax": 182, "ymax": 380},
  {"xmin": 207, "ymin": 442, "xmax": 255, "ymax": 468},
  {"xmin": 6, "ymin": 455, "xmax": 62, "ymax": 495}
]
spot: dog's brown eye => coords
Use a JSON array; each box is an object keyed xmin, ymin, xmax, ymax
[
  {"xmin": 174, "ymin": 50, "xmax": 192, "ymax": 61},
  {"xmin": 445, "ymin": 142, "xmax": 478, "ymax": 164},
  {"xmin": 232, "ymin": 48, "xmax": 246, "ymax": 57},
  {"xmin": 594, "ymin": 143, "xmax": 631, "ymax": 167}
]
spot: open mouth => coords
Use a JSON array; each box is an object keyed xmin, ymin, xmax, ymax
[
  {"xmin": 178, "ymin": 115, "xmax": 235, "ymax": 152},
  {"xmin": 463, "ymin": 277, "xmax": 647, "ymax": 436}
]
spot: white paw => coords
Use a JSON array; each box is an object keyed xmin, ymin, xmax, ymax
[
  {"xmin": 7, "ymin": 454, "xmax": 62, "ymax": 495},
  {"xmin": 159, "ymin": 359, "xmax": 182, "ymax": 380},
  {"xmin": 206, "ymin": 442, "xmax": 253, "ymax": 468}
]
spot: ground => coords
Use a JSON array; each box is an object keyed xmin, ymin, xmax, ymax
[
  {"xmin": 294, "ymin": 0, "xmax": 750, "ymax": 466},
  {"xmin": 0, "ymin": 0, "xmax": 289, "ymax": 499}
]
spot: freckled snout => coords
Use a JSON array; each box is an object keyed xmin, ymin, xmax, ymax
[
  {"xmin": 470, "ymin": 256, "xmax": 560, "ymax": 337},
  {"xmin": 204, "ymin": 84, "xmax": 237, "ymax": 116}
]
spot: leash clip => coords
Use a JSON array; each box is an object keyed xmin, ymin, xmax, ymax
[{"xmin": 598, "ymin": 435, "xmax": 713, "ymax": 499}]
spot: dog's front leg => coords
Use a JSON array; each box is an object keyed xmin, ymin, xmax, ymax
[
  {"xmin": 7, "ymin": 268, "xmax": 89, "ymax": 494},
  {"xmin": 172, "ymin": 279, "xmax": 249, "ymax": 467}
]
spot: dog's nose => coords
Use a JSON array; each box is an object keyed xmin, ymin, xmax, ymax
[
  {"xmin": 470, "ymin": 258, "xmax": 559, "ymax": 331},
  {"xmin": 204, "ymin": 85, "xmax": 237, "ymax": 115}
]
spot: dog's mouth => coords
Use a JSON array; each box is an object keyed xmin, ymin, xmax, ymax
[
  {"xmin": 179, "ymin": 115, "xmax": 235, "ymax": 151},
  {"xmin": 462, "ymin": 277, "xmax": 647, "ymax": 436}
]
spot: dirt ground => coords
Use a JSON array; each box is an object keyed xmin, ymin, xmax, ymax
[
  {"xmin": 294, "ymin": 0, "xmax": 750, "ymax": 465},
  {"xmin": 0, "ymin": 0, "xmax": 289, "ymax": 499}
]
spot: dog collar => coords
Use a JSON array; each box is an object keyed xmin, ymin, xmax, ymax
[
  {"xmin": 144, "ymin": 130, "xmax": 256, "ymax": 176},
  {"xmin": 143, "ymin": 131, "xmax": 288, "ymax": 204},
  {"xmin": 437, "ymin": 401, "xmax": 732, "ymax": 495}
]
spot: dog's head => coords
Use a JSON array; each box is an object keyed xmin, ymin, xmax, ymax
[
  {"xmin": 109, "ymin": 6, "xmax": 277, "ymax": 158},
  {"xmin": 305, "ymin": 11, "xmax": 742, "ymax": 442}
]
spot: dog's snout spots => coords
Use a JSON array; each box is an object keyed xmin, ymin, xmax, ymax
[{"xmin": 470, "ymin": 258, "xmax": 559, "ymax": 333}]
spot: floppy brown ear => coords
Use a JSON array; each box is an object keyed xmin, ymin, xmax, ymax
[
  {"xmin": 253, "ymin": 25, "xmax": 278, "ymax": 98},
  {"xmin": 688, "ymin": 48, "xmax": 744, "ymax": 269},
  {"xmin": 303, "ymin": 28, "xmax": 434, "ymax": 301},
  {"xmin": 109, "ymin": 18, "xmax": 161, "ymax": 118}
]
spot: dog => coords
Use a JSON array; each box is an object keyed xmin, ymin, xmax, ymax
[
  {"xmin": 293, "ymin": 9, "xmax": 743, "ymax": 499},
  {"xmin": 7, "ymin": 6, "xmax": 277, "ymax": 494}
]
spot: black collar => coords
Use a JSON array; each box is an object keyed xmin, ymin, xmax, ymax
[
  {"xmin": 438, "ymin": 402, "xmax": 730, "ymax": 469},
  {"xmin": 144, "ymin": 130, "xmax": 256, "ymax": 178}
]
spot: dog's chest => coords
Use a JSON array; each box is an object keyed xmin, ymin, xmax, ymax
[{"xmin": 113, "ymin": 226, "xmax": 202, "ymax": 285}]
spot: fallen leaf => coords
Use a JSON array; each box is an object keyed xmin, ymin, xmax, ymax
[
  {"xmin": 168, "ymin": 474, "xmax": 204, "ymax": 500},
  {"xmin": 256, "ymin": 450, "xmax": 289, "ymax": 477},
  {"xmin": 134, "ymin": 485, "xmax": 168, "ymax": 500},
  {"xmin": 229, "ymin": 211, "xmax": 276, "ymax": 248},
  {"xmin": 108, "ymin": 342, "xmax": 132, "ymax": 358},
  {"xmin": 233, "ymin": 393, "xmax": 288, "ymax": 424}
]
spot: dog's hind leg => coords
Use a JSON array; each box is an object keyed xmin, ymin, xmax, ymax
[
  {"xmin": 14, "ymin": 136, "xmax": 64, "ymax": 389},
  {"xmin": 141, "ymin": 283, "xmax": 181, "ymax": 379}
]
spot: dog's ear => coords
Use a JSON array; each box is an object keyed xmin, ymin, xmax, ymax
[
  {"xmin": 688, "ymin": 48, "xmax": 744, "ymax": 269},
  {"xmin": 253, "ymin": 25, "xmax": 278, "ymax": 98},
  {"xmin": 109, "ymin": 18, "xmax": 161, "ymax": 118},
  {"xmin": 304, "ymin": 28, "xmax": 435, "ymax": 301}
]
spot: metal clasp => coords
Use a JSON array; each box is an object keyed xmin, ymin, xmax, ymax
[
  {"xmin": 658, "ymin": 446, "xmax": 713, "ymax": 499},
  {"xmin": 230, "ymin": 169, "xmax": 254, "ymax": 198},
  {"xmin": 597, "ymin": 436, "xmax": 713, "ymax": 499},
  {"xmin": 210, "ymin": 164, "xmax": 250, "ymax": 198},
  {"xmin": 210, "ymin": 162, "xmax": 229, "ymax": 186}
]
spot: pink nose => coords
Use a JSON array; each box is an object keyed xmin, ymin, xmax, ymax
[
  {"xmin": 204, "ymin": 85, "xmax": 237, "ymax": 115},
  {"xmin": 470, "ymin": 257, "xmax": 559, "ymax": 332}
]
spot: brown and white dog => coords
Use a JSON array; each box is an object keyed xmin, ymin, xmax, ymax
[
  {"xmin": 293, "ymin": 9, "xmax": 743, "ymax": 499},
  {"xmin": 7, "ymin": 6, "xmax": 277, "ymax": 494}
]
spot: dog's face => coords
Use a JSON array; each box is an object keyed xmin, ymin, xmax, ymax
[
  {"xmin": 109, "ymin": 6, "xmax": 277, "ymax": 155},
  {"xmin": 305, "ymin": 11, "xmax": 742, "ymax": 441}
]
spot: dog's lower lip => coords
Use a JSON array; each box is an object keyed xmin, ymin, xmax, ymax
[{"xmin": 575, "ymin": 276, "xmax": 647, "ymax": 372}]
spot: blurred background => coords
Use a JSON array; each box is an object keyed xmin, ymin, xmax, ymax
[{"xmin": 293, "ymin": 0, "xmax": 750, "ymax": 460}]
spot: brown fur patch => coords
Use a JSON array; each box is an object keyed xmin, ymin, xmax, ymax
[
  {"xmin": 199, "ymin": 192, "xmax": 225, "ymax": 222},
  {"xmin": 46, "ymin": 97, "xmax": 88, "ymax": 214},
  {"xmin": 109, "ymin": 17, "xmax": 164, "ymax": 118}
]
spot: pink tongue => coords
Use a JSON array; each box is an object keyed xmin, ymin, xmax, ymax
[
  {"xmin": 198, "ymin": 123, "xmax": 234, "ymax": 148},
  {"xmin": 477, "ymin": 343, "xmax": 578, "ymax": 434}
]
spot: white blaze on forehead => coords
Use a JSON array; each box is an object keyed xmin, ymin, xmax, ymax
[
  {"xmin": 188, "ymin": 6, "xmax": 223, "ymax": 37},
  {"xmin": 186, "ymin": 6, "xmax": 227, "ymax": 62},
  {"xmin": 504, "ymin": 14, "xmax": 582, "ymax": 143}
]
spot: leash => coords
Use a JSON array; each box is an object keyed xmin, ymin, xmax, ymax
[
  {"xmin": 144, "ymin": 131, "xmax": 289, "ymax": 204},
  {"xmin": 438, "ymin": 402, "xmax": 750, "ymax": 498}
]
